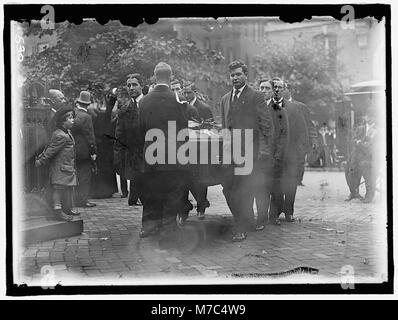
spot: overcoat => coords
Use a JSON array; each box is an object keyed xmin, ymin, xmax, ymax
[
  {"xmin": 114, "ymin": 99, "xmax": 143, "ymax": 179},
  {"xmin": 36, "ymin": 128, "xmax": 77, "ymax": 186}
]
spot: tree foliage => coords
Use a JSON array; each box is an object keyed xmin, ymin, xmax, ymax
[
  {"xmin": 22, "ymin": 20, "xmax": 226, "ymax": 102},
  {"xmin": 252, "ymin": 38, "xmax": 344, "ymax": 121}
]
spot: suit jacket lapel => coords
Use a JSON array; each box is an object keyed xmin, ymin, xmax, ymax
[{"xmin": 238, "ymin": 84, "xmax": 249, "ymax": 104}]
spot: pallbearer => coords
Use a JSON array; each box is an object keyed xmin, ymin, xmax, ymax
[
  {"xmin": 220, "ymin": 61, "xmax": 273, "ymax": 242},
  {"xmin": 139, "ymin": 62, "xmax": 189, "ymax": 246}
]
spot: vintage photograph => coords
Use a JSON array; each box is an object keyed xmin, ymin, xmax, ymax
[{"xmin": 7, "ymin": 4, "xmax": 390, "ymax": 292}]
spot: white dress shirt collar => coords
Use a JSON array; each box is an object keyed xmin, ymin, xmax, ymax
[
  {"xmin": 190, "ymin": 96, "xmax": 197, "ymax": 106},
  {"xmin": 233, "ymin": 83, "xmax": 247, "ymax": 99}
]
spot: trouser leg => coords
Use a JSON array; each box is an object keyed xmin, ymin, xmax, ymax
[
  {"xmin": 61, "ymin": 187, "xmax": 73, "ymax": 212},
  {"xmin": 190, "ymin": 180, "xmax": 210, "ymax": 213},
  {"xmin": 223, "ymin": 173, "xmax": 254, "ymax": 233},
  {"xmin": 162, "ymin": 172, "xmax": 189, "ymax": 231},
  {"xmin": 52, "ymin": 189, "xmax": 62, "ymax": 208},
  {"xmin": 75, "ymin": 160, "xmax": 92, "ymax": 205},
  {"xmin": 141, "ymin": 172, "xmax": 162, "ymax": 231},
  {"xmin": 269, "ymin": 160, "xmax": 284, "ymax": 220},
  {"xmin": 120, "ymin": 177, "xmax": 128, "ymax": 195},
  {"xmin": 362, "ymin": 163, "xmax": 376, "ymax": 201}
]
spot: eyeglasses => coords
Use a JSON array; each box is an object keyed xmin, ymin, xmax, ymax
[{"xmin": 260, "ymin": 86, "xmax": 272, "ymax": 90}]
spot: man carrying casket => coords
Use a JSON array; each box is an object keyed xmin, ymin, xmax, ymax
[{"xmin": 220, "ymin": 60, "xmax": 274, "ymax": 242}]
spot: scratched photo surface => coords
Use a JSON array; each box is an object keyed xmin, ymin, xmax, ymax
[{"xmin": 10, "ymin": 6, "xmax": 388, "ymax": 290}]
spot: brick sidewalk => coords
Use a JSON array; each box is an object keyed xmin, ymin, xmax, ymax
[{"xmin": 17, "ymin": 172, "xmax": 388, "ymax": 286}]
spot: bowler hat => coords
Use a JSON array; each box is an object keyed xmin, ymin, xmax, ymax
[{"xmin": 76, "ymin": 91, "xmax": 91, "ymax": 105}]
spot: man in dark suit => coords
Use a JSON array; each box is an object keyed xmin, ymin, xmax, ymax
[
  {"xmin": 283, "ymin": 81, "xmax": 318, "ymax": 186},
  {"xmin": 269, "ymin": 79, "xmax": 308, "ymax": 223},
  {"xmin": 220, "ymin": 61, "xmax": 273, "ymax": 241},
  {"xmin": 71, "ymin": 91, "xmax": 97, "ymax": 208},
  {"xmin": 139, "ymin": 62, "xmax": 189, "ymax": 242},
  {"xmin": 171, "ymin": 79, "xmax": 199, "ymax": 121},
  {"xmin": 180, "ymin": 82, "xmax": 214, "ymax": 220},
  {"xmin": 114, "ymin": 74, "xmax": 145, "ymax": 206},
  {"xmin": 254, "ymin": 79, "xmax": 279, "ymax": 230}
]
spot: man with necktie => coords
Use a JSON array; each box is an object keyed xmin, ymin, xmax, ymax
[
  {"xmin": 114, "ymin": 74, "xmax": 144, "ymax": 206},
  {"xmin": 269, "ymin": 78, "xmax": 308, "ymax": 223},
  {"xmin": 220, "ymin": 61, "xmax": 273, "ymax": 241},
  {"xmin": 254, "ymin": 79, "xmax": 278, "ymax": 230},
  {"xmin": 181, "ymin": 82, "xmax": 214, "ymax": 221}
]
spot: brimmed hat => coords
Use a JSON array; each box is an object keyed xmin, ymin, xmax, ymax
[
  {"xmin": 76, "ymin": 91, "xmax": 91, "ymax": 105},
  {"xmin": 55, "ymin": 106, "xmax": 74, "ymax": 128}
]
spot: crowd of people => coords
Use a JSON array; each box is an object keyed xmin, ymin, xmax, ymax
[{"xmin": 34, "ymin": 59, "xmax": 378, "ymax": 245}]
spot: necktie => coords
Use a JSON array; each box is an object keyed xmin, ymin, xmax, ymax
[
  {"xmin": 233, "ymin": 89, "xmax": 240, "ymax": 102},
  {"xmin": 272, "ymin": 99, "xmax": 283, "ymax": 110}
]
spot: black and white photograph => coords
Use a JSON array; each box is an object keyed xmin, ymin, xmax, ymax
[{"xmin": 2, "ymin": 1, "xmax": 393, "ymax": 298}]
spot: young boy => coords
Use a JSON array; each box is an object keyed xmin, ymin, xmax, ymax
[{"xmin": 36, "ymin": 107, "xmax": 79, "ymax": 221}]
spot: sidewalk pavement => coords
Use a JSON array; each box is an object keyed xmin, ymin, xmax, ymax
[{"xmin": 17, "ymin": 171, "xmax": 388, "ymax": 286}]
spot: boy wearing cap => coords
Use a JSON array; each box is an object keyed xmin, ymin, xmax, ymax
[{"xmin": 35, "ymin": 107, "xmax": 79, "ymax": 221}]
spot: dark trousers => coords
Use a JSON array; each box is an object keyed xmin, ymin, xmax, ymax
[
  {"xmin": 254, "ymin": 159, "xmax": 273, "ymax": 224},
  {"xmin": 346, "ymin": 160, "xmax": 376, "ymax": 200},
  {"xmin": 222, "ymin": 167, "xmax": 255, "ymax": 233},
  {"xmin": 120, "ymin": 177, "xmax": 128, "ymax": 195},
  {"xmin": 128, "ymin": 178, "xmax": 140, "ymax": 204},
  {"xmin": 297, "ymin": 152, "xmax": 306, "ymax": 184},
  {"xmin": 141, "ymin": 171, "xmax": 189, "ymax": 232},
  {"xmin": 269, "ymin": 160, "xmax": 298, "ymax": 219},
  {"xmin": 183, "ymin": 174, "xmax": 210, "ymax": 213},
  {"xmin": 120, "ymin": 176, "xmax": 140, "ymax": 203},
  {"xmin": 75, "ymin": 159, "xmax": 92, "ymax": 205}
]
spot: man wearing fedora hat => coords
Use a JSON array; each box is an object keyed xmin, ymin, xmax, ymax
[{"xmin": 71, "ymin": 90, "xmax": 97, "ymax": 208}]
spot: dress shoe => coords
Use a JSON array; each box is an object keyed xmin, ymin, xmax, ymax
[
  {"xmin": 270, "ymin": 218, "xmax": 281, "ymax": 226},
  {"xmin": 63, "ymin": 209, "xmax": 80, "ymax": 216},
  {"xmin": 128, "ymin": 199, "xmax": 142, "ymax": 206},
  {"xmin": 197, "ymin": 210, "xmax": 205, "ymax": 220},
  {"xmin": 53, "ymin": 209, "xmax": 73, "ymax": 221},
  {"xmin": 139, "ymin": 228, "xmax": 159, "ymax": 238},
  {"xmin": 298, "ymin": 182, "xmax": 305, "ymax": 186},
  {"xmin": 82, "ymin": 201, "xmax": 96, "ymax": 208},
  {"xmin": 255, "ymin": 224, "xmax": 265, "ymax": 231},
  {"xmin": 361, "ymin": 197, "xmax": 373, "ymax": 204},
  {"xmin": 285, "ymin": 215, "xmax": 295, "ymax": 222},
  {"xmin": 232, "ymin": 232, "xmax": 247, "ymax": 242},
  {"xmin": 121, "ymin": 193, "xmax": 128, "ymax": 198},
  {"xmin": 178, "ymin": 212, "xmax": 189, "ymax": 226}
]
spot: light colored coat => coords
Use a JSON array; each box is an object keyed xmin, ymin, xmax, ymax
[{"xmin": 37, "ymin": 128, "xmax": 77, "ymax": 186}]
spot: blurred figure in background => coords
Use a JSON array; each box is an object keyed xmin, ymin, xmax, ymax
[
  {"xmin": 283, "ymin": 81, "xmax": 318, "ymax": 186},
  {"xmin": 90, "ymin": 87, "xmax": 118, "ymax": 199},
  {"xmin": 71, "ymin": 91, "xmax": 97, "ymax": 208},
  {"xmin": 345, "ymin": 115, "xmax": 378, "ymax": 203}
]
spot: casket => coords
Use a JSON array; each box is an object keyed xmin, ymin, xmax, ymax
[{"xmin": 187, "ymin": 124, "xmax": 228, "ymax": 186}]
